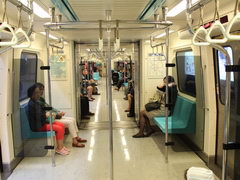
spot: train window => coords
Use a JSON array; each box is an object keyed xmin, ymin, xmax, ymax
[
  {"xmin": 19, "ymin": 52, "xmax": 38, "ymax": 101},
  {"xmin": 216, "ymin": 46, "xmax": 234, "ymax": 104},
  {"xmin": 176, "ymin": 50, "xmax": 196, "ymax": 97}
]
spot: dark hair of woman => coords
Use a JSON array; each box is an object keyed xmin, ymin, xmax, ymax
[
  {"xmin": 163, "ymin": 76, "xmax": 175, "ymax": 83},
  {"xmin": 27, "ymin": 85, "xmax": 37, "ymax": 98},
  {"xmin": 35, "ymin": 82, "xmax": 44, "ymax": 88}
]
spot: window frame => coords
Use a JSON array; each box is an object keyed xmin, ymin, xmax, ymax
[
  {"xmin": 19, "ymin": 52, "xmax": 38, "ymax": 101},
  {"xmin": 176, "ymin": 49, "xmax": 196, "ymax": 97}
]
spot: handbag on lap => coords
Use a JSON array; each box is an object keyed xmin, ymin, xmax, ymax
[{"xmin": 145, "ymin": 101, "xmax": 160, "ymax": 112}]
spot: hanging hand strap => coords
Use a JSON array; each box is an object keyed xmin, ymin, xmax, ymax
[
  {"xmin": 0, "ymin": 0, "xmax": 18, "ymax": 46},
  {"xmin": 12, "ymin": 6, "xmax": 31, "ymax": 48},
  {"xmin": 226, "ymin": 0, "xmax": 240, "ymax": 40},
  {"xmin": 206, "ymin": 0, "xmax": 227, "ymax": 44},
  {"xmin": 0, "ymin": 22, "xmax": 18, "ymax": 46},
  {"xmin": 12, "ymin": 28, "xmax": 31, "ymax": 48},
  {"xmin": 192, "ymin": 7, "xmax": 210, "ymax": 46}
]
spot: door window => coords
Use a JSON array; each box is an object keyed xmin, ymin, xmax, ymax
[
  {"xmin": 19, "ymin": 52, "xmax": 38, "ymax": 101},
  {"xmin": 176, "ymin": 50, "xmax": 196, "ymax": 97}
]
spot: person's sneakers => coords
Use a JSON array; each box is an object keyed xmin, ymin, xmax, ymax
[
  {"xmin": 93, "ymin": 93, "xmax": 101, "ymax": 95},
  {"xmin": 88, "ymin": 112, "xmax": 95, "ymax": 116},
  {"xmin": 123, "ymin": 97, "xmax": 128, "ymax": 100},
  {"xmin": 127, "ymin": 113, "xmax": 135, "ymax": 117}
]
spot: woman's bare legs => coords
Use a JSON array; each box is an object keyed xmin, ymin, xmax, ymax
[
  {"xmin": 87, "ymin": 86, "xmax": 94, "ymax": 100},
  {"xmin": 125, "ymin": 94, "xmax": 132, "ymax": 112},
  {"xmin": 132, "ymin": 110, "xmax": 146, "ymax": 137},
  {"xmin": 133, "ymin": 110, "xmax": 154, "ymax": 137},
  {"xmin": 56, "ymin": 140, "xmax": 64, "ymax": 150}
]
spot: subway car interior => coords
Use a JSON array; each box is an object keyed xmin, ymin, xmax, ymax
[{"xmin": 0, "ymin": 0, "xmax": 240, "ymax": 179}]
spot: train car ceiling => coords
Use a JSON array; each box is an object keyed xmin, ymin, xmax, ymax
[
  {"xmin": 50, "ymin": 0, "xmax": 79, "ymax": 21},
  {"xmin": 137, "ymin": 0, "xmax": 166, "ymax": 20}
]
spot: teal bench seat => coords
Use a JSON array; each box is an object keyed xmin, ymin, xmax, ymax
[
  {"xmin": 20, "ymin": 103, "xmax": 55, "ymax": 139},
  {"xmin": 153, "ymin": 96, "xmax": 196, "ymax": 134}
]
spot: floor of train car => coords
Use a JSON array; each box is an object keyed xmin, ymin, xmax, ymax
[{"xmin": 8, "ymin": 78, "xmax": 219, "ymax": 180}]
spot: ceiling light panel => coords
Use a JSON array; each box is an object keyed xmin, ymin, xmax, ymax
[
  {"xmin": 167, "ymin": 0, "xmax": 199, "ymax": 17},
  {"xmin": 19, "ymin": 0, "xmax": 50, "ymax": 18}
]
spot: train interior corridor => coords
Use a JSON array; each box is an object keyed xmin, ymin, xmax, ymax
[
  {"xmin": 7, "ymin": 78, "xmax": 218, "ymax": 180},
  {"xmin": 1, "ymin": 0, "xmax": 240, "ymax": 179}
]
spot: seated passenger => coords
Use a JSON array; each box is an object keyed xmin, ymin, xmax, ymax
[
  {"xmin": 125, "ymin": 82, "xmax": 135, "ymax": 117},
  {"xmin": 112, "ymin": 70, "xmax": 119, "ymax": 85},
  {"xmin": 115, "ymin": 70, "xmax": 129, "ymax": 91},
  {"xmin": 35, "ymin": 83, "xmax": 87, "ymax": 148},
  {"xmin": 27, "ymin": 85, "xmax": 69, "ymax": 155},
  {"xmin": 80, "ymin": 93, "xmax": 95, "ymax": 119},
  {"xmin": 127, "ymin": 88, "xmax": 135, "ymax": 117},
  {"xmin": 132, "ymin": 76, "xmax": 178, "ymax": 138},
  {"xmin": 82, "ymin": 69, "xmax": 96, "ymax": 100}
]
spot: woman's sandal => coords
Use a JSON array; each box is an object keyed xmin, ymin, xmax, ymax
[
  {"xmin": 146, "ymin": 130, "xmax": 155, "ymax": 137},
  {"xmin": 56, "ymin": 148, "xmax": 69, "ymax": 155},
  {"xmin": 63, "ymin": 146, "xmax": 70, "ymax": 152},
  {"xmin": 72, "ymin": 142, "xmax": 85, "ymax": 148},
  {"xmin": 132, "ymin": 133, "xmax": 147, "ymax": 138},
  {"xmin": 77, "ymin": 137, "xmax": 87, "ymax": 143}
]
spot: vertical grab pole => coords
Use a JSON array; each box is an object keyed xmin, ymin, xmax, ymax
[
  {"xmin": 106, "ymin": 10, "xmax": 114, "ymax": 180},
  {"xmin": 222, "ymin": 55, "xmax": 231, "ymax": 180},
  {"xmin": 45, "ymin": 28, "xmax": 56, "ymax": 167},
  {"xmin": 165, "ymin": 27, "xmax": 170, "ymax": 163},
  {"xmin": 162, "ymin": 6, "xmax": 170, "ymax": 163}
]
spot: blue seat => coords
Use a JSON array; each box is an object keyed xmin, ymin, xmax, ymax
[
  {"xmin": 93, "ymin": 72, "xmax": 100, "ymax": 81},
  {"xmin": 20, "ymin": 103, "xmax": 55, "ymax": 139},
  {"xmin": 153, "ymin": 96, "xmax": 196, "ymax": 134},
  {"xmin": 118, "ymin": 72, "xmax": 122, "ymax": 80},
  {"xmin": 123, "ymin": 82, "xmax": 128, "ymax": 87}
]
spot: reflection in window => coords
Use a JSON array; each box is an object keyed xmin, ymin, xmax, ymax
[
  {"xmin": 19, "ymin": 52, "xmax": 38, "ymax": 101},
  {"xmin": 176, "ymin": 50, "xmax": 196, "ymax": 97},
  {"xmin": 217, "ymin": 47, "xmax": 234, "ymax": 81},
  {"xmin": 216, "ymin": 47, "xmax": 234, "ymax": 104}
]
